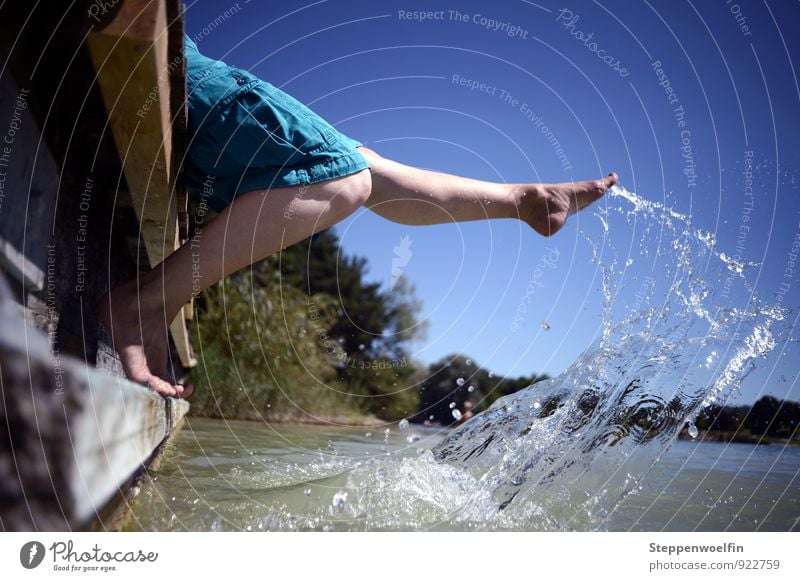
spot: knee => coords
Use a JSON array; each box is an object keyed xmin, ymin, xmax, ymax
[
  {"xmin": 350, "ymin": 168, "xmax": 373, "ymax": 206},
  {"xmin": 356, "ymin": 146, "xmax": 382, "ymax": 168},
  {"xmin": 330, "ymin": 169, "xmax": 372, "ymax": 216}
]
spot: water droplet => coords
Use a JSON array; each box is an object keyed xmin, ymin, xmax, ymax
[
  {"xmin": 467, "ymin": 385, "xmax": 475, "ymax": 392},
  {"xmin": 688, "ymin": 423, "xmax": 699, "ymax": 438},
  {"xmin": 364, "ymin": 432, "xmax": 372, "ymax": 438},
  {"xmin": 456, "ymin": 377, "xmax": 465, "ymax": 386},
  {"xmin": 428, "ymin": 414, "xmax": 435, "ymax": 420},
  {"xmin": 449, "ymin": 402, "xmax": 457, "ymax": 409},
  {"xmin": 540, "ymin": 320, "xmax": 551, "ymax": 331},
  {"xmin": 466, "ymin": 359, "xmax": 472, "ymax": 365},
  {"xmin": 533, "ymin": 401, "xmax": 541, "ymax": 409},
  {"xmin": 452, "ymin": 409, "xmax": 463, "ymax": 421},
  {"xmin": 406, "ymin": 434, "xmax": 420, "ymax": 443},
  {"xmin": 332, "ymin": 490, "xmax": 348, "ymax": 511},
  {"xmin": 358, "ymin": 343, "xmax": 365, "ymax": 350},
  {"xmin": 398, "ymin": 418, "xmax": 409, "ymax": 431},
  {"xmin": 625, "ymin": 258, "xmax": 634, "ymax": 267},
  {"xmin": 304, "ymin": 488, "xmax": 311, "ymax": 496}
]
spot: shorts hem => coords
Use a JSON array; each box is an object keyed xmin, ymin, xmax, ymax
[{"xmin": 196, "ymin": 149, "xmax": 371, "ymax": 213}]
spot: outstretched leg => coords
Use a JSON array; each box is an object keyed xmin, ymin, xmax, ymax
[
  {"xmin": 358, "ymin": 147, "xmax": 617, "ymax": 236},
  {"xmin": 100, "ymin": 147, "xmax": 617, "ymax": 398}
]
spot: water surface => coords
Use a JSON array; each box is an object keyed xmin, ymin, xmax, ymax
[{"xmin": 125, "ymin": 418, "xmax": 799, "ymax": 531}]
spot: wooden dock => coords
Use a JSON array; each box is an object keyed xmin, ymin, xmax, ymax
[
  {"xmin": 0, "ymin": 0, "xmax": 195, "ymax": 531},
  {"xmin": 0, "ymin": 279, "xmax": 189, "ymax": 530}
]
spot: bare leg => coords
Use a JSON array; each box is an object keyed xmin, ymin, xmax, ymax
[
  {"xmin": 98, "ymin": 170, "xmax": 372, "ymax": 397},
  {"xmin": 100, "ymin": 146, "xmax": 617, "ymax": 398},
  {"xmin": 358, "ymin": 147, "xmax": 617, "ymax": 236}
]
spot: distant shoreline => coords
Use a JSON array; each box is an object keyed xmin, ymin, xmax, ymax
[
  {"xmin": 189, "ymin": 409, "xmax": 384, "ymax": 427},
  {"xmin": 678, "ymin": 428, "xmax": 800, "ymax": 446}
]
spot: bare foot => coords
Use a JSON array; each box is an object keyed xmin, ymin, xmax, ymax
[
  {"xmin": 98, "ymin": 275, "xmax": 192, "ymax": 398},
  {"xmin": 520, "ymin": 172, "xmax": 618, "ymax": 237}
]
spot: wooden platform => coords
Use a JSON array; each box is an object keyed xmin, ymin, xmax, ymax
[
  {"xmin": 0, "ymin": 282, "xmax": 188, "ymax": 531},
  {"xmin": 0, "ymin": 0, "xmax": 196, "ymax": 531}
]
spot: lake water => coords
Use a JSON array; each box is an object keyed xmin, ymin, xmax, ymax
[
  {"xmin": 125, "ymin": 417, "xmax": 799, "ymax": 531},
  {"xmin": 127, "ymin": 185, "xmax": 799, "ymax": 532}
]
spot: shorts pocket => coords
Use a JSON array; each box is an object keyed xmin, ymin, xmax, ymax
[{"xmin": 216, "ymin": 89, "xmax": 311, "ymax": 169}]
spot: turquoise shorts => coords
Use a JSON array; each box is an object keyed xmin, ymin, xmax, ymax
[{"xmin": 185, "ymin": 66, "xmax": 370, "ymax": 213}]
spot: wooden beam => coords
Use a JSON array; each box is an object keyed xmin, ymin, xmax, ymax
[
  {"xmin": 170, "ymin": 311, "xmax": 196, "ymax": 367},
  {"xmin": 0, "ymin": 235, "xmax": 45, "ymax": 291},
  {"xmin": 0, "ymin": 286, "xmax": 189, "ymax": 531},
  {"xmin": 86, "ymin": 0, "xmax": 195, "ymax": 368},
  {"xmin": 87, "ymin": 0, "xmax": 174, "ymax": 267}
]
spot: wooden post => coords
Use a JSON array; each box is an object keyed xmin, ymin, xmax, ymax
[{"xmin": 87, "ymin": 0, "xmax": 196, "ymax": 368}]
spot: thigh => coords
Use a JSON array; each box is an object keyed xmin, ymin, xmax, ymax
[{"xmin": 186, "ymin": 71, "xmax": 370, "ymax": 212}]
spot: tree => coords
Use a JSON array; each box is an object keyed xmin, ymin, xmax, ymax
[
  {"xmin": 748, "ymin": 396, "xmax": 781, "ymax": 436},
  {"xmin": 416, "ymin": 354, "xmax": 548, "ymax": 425}
]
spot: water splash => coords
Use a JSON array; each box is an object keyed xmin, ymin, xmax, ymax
[
  {"xmin": 427, "ymin": 185, "xmax": 790, "ymax": 529},
  {"xmin": 134, "ymin": 185, "xmax": 794, "ymax": 531},
  {"xmin": 298, "ymin": 185, "xmax": 790, "ymax": 530}
]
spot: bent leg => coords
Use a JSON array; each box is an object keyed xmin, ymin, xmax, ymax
[
  {"xmin": 98, "ymin": 169, "xmax": 372, "ymax": 397},
  {"xmin": 358, "ymin": 147, "xmax": 617, "ymax": 237}
]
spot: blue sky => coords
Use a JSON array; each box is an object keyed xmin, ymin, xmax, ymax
[{"xmin": 185, "ymin": 0, "xmax": 800, "ymax": 404}]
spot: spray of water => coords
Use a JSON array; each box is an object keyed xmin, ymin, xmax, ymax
[
  {"xmin": 137, "ymin": 185, "xmax": 794, "ymax": 531},
  {"xmin": 328, "ymin": 185, "xmax": 791, "ymax": 530}
]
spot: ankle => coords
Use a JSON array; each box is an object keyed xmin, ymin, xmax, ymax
[
  {"xmin": 109, "ymin": 269, "xmax": 168, "ymax": 317},
  {"xmin": 516, "ymin": 184, "xmax": 548, "ymax": 213}
]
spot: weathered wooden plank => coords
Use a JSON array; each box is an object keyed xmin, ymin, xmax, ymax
[
  {"xmin": 86, "ymin": 0, "xmax": 173, "ymax": 248},
  {"xmin": 170, "ymin": 309, "xmax": 197, "ymax": 367},
  {"xmin": 86, "ymin": 0, "xmax": 196, "ymax": 368},
  {"xmin": 88, "ymin": 414, "xmax": 188, "ymax": 532},
  {"xmin": 0, "ymin": 278, "xmax": 189, "ymax": 531},
  {"xmin": 167, "ymin": 0, "xmax": 188, "ymax": 242},
  {"xmin": 68, "ymin": 372, "xmax": 167, "ymax": 523}
]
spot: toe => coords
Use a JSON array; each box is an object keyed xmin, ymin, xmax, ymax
[
  {"xmin": 604, "ymin": 172, "xmax": 619, "ymax": 188},
  {"xmin": 147, "ymin": 375, "xmax": 178, "ymax": 397},
  {"xmin": 154, "ymin": 376, "xmax": 194, "ymax": 399}
]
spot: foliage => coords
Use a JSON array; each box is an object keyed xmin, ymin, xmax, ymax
[
  {"xmin": 695, "ymin": 396, "xmax": 800, "ymax": 439},
  {"xmin": 415, "ymin": 354, "xmax": 549, "ymax": 426},
  {"xmin": 189, "ymin": 226, "xmax": 429, "ymax": 422},
  {"xmin": 268, "ymin": 230, "xmax": 428, "ymax": 361},
  {"xmin": 189, "ymin": 268, "xmax": 361, "ymax": 421}
]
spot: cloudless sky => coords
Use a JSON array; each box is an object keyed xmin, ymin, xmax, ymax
[{"xmin": 185, "ymin": 0, "xmax": 800, "ymax": 404}]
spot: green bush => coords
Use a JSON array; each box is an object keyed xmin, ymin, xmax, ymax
[{"xmin": 189, "ymin": 269, "xmax": 363, "ymax": 421}]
